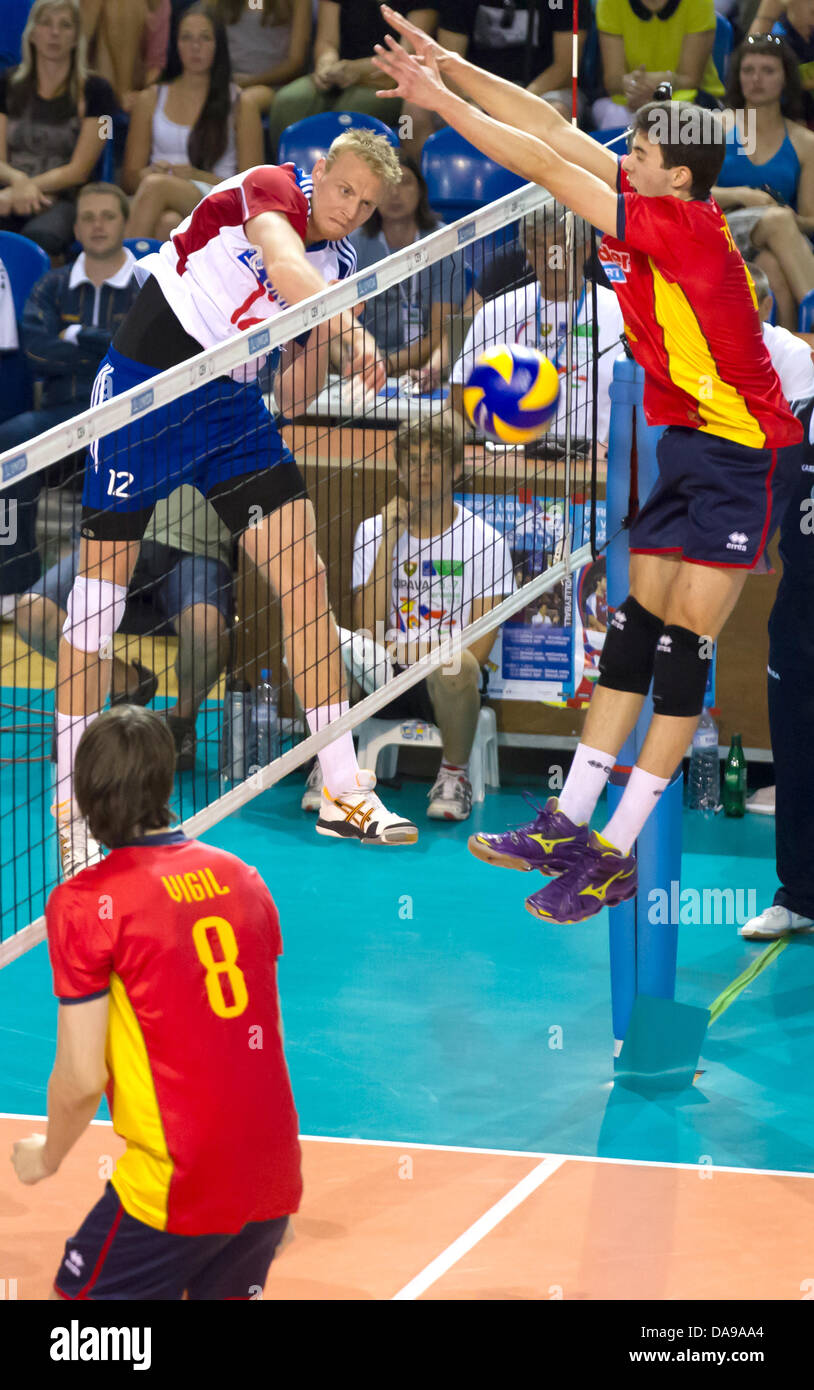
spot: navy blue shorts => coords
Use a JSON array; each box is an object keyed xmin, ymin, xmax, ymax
[
  {"xmin": 30, "ymin": 542, "xmax": 233, "ymax": 635},
  {"xmin": 82, "ymin": 347, "xmax": 307, "ymax": 539},
  {"xmin": 629, "ymin": 426, "xmax": 798, "ymax": 569},
  {"xmin": 54, "ymin": 1182, "xmax": 289, "ymax": 1301}
]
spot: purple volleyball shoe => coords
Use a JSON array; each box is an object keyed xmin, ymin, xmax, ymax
[
  {"xmin": 525, "ymin": 830, "xmax": 638, "ymax": 924},
  {"xmin": 467, "ymin": 794, "xmax": 590, "ymax": 877}
]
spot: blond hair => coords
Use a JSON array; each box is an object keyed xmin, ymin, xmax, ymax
[
  {"xmin": 11, "ymin": 0, "xmax": 88, "ymax": 113},
  {"xmin": 324, "ymin": 129, "xmax": 402, "ymax": 189}
]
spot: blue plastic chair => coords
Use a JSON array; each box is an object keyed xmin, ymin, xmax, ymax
[
  {"xmin": 124, "ymin": 236, "xmax": 163, "ymax": 259},
  {"xmin": 713, "ymin": 13, "xmax": 734, "ymax": 85},
  {"xmin": 0, "ymin": 230, "xmax": 50, "ymax": 319},
  {"xmin": 0, "ymin": 231, "xmax": 50, "ymax": 418},
  {"xmin": 277, "ymin": 112, "xmax": 399, "ymax": 170},
  {"xmin": 420, "ymin": 127, "xmax": 526, "ymax": 225},
  {"xmin": 799, "ymin": 287, "xmax": 814, "ymax": 333}
]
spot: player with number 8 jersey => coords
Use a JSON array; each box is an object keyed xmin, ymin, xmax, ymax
[{"xmin": 28, "ymin": 708, "xmax": 301, "ymax": 1299}]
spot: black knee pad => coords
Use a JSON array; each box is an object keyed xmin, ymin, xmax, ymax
[
  {"xmin": 598, "ymin": 595, "xmax": 664, "ymax": 695},
  {"xmin": 652, "ymin": 624, "xmax": 713, "ymax": 718}
]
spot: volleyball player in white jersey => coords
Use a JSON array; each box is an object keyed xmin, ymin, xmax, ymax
[{"xmin": 55, "ymin": 129, "xmax": 419, "ymax": 876}]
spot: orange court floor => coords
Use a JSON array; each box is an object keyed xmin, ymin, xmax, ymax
[{"xmin": 1, "ymin": 1119, "xmax": 812, "ymax": 1302}]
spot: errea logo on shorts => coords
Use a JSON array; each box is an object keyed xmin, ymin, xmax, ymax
[
  {"xmin": 726, "ymin": 531, "xmax": 749, "ymax": 552},
  {"xmin": 657, "ymin": 634, "xmax": 672, "ymax": 654},
  {"xmin": 610, "ymin": 610, "xmax": 626, "ymax": 631}
]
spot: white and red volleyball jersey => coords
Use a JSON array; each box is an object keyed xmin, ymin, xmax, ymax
[{"xmin": 138, "ymin": 163, "xmax": 357, "ymax": 366}]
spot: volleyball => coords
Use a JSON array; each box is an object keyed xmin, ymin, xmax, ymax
[{"xmin": 463, "ymin": 344, "xmax": 560, "ymax": 445}]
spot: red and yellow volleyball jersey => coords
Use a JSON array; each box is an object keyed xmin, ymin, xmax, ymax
[
  {"xmin": 46, "ymin": 830, "xmax": 302, "ymax": 1236},
  {"xmin": 599, "ymin": 164, "xmax": 802, "ymax": 449}
]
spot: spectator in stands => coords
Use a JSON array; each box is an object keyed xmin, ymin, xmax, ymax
[
  {"xmin": 0, "ymin": 181, "xmax": 139, "ymax": 614},
  {"xmin": 79, "ymin": 0, "xmax": 170, "ymax": 111},
  {"xmin": 401, "ymin": 2, "xmax": 591, "ymax": 158},
  {"xmin": 449, "ymin": 208, "xmax": 625, "ymax": 451},
  {"xmin": 713, "ymin": 34, "xmax": 814, "ymax": 328},
  {"xmin": 592, "ymin": 0, "xmax": 725, "ymax": 130},
  {"xmin": 15, "ymin": 484, "xmax": 233, "ymax": 768},
  {"xmin": 215, "ymin": 0, "xmax": 312, "ymax": 119},
  {"xmin": 749, "ymin": 259, "xmax": 814, "ymax": 396},
  {"xmin": 767, "ymin": 0, "xmax": 814, "ymax": 126},
  {"xmin": 0, "ymin": 0, "xmax": 117, "ymax": 256},
  {"xmin": 303, "ymin": 412, "xmax": 515, "ymax": 821},
  {"xmin": 121, "ymin": 1, "xmax": 263, "ymax": 241},
  {"xmin": 350, "ymin": 150, "xmax": 473, "ymax": 387},
  {"xmin": 266, "ymin": 0, "xmax": 435, "ymax": 160}
]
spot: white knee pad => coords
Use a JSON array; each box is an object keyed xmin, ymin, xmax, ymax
[{"xmin": 63, "ymin": 576, "xmax": 128, "ymax": 657}]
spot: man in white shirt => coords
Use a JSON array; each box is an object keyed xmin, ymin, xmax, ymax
[
  {"xmin": 749, "ymin": 263, "xmax": 814, "ymax": 405},
  {"xmin": 308, "ymin": 412, "xmax": 515, "ymax": 821},
  {"xmin": 449, "ymin": 206, "xmax": 625, "ymax": 447}
]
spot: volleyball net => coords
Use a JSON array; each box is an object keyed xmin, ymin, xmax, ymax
[{"xmin": 0, "ymin": 179, "xmax": 622, "ymax": 963}]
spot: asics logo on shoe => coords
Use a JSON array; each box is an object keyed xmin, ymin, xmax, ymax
[{"xmin": 334, "ymin": 797, "xmax": 375, "ymax": 830}]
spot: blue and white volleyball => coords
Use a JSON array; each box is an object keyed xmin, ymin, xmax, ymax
[{"xmin": 463, "ymin": 344, "xmax": 560, "ymax": 445}]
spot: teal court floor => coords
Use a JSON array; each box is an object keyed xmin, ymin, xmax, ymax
[{"xmin": 1, "ymin": 706, "xmax": 813, "ymax": 1178}]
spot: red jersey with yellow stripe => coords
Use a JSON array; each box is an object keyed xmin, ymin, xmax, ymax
[
  {"xmin": 46, "ymin": 830, "xmax": 302, "ymax": 1236},
  {"xmin": 599, "ymin": 163, "xmax": 802, "ymax": 449}
]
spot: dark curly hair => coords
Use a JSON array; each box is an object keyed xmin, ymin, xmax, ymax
[{"xmin": 725, "ymin": 34, "xmax": 803, "ymax": 122}]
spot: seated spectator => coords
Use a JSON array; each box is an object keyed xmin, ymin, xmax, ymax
[
  {"xmin": 350, "ymin": 151, "xmax": 473, "ymax": 388},
  {"xmin": 121, "ymin": 1, "xmax": 263, "ymax": 241},
  {"xmin": 0, "ymin": 0, "xmax": 117, "ymax": 256},
  {"xmin": 303, "ymin": 412, "xmax": 516, "ymax": 822},
  {"xmin": 266, "ymin": 0, "xmax": 434, "ymax": 161},
  {"xmin": 79, "ymin": 0, "xmax": 170, "ymax": 111},
  {"xmin": 401, "ymin": 2, "xmax": 591, "ymax": 158},
  {"xmin": 593, "ymin": 0, "xmax": 724, "ymax": 130},
  {"xmin": 0, "ymin": 181, "xmax": 139, "ymax": 613},
  {"xmin": 750, "ymin": 259, "xmax": 814, "ymax": 398},
  {"xmin": 713, "ymin": 34, "xmax": 814, "ymax": 328},
  {"xmin": 449, "ymin": 209, "xmax": 625, "ymax": 451},
  {"xmin": 15, "ymin": 483, "xmax": 234, "ymax": 768},
  {"xmin": 215, "ymin": 0, "xmax": 312, "ymax": 118}
]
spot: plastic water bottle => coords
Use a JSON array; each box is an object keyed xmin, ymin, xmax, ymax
[
  {"xmin": 220, "ymin": 677, "xmax": 251, "ymax": 783},
  {"xmin": 722, "ymin": 733, "xmax": 747, "ymax": 818},
  {"xmin": 251, "ymin": 669, "xmax": 279, "ymax": 771},
  {"xmin": 687, "ymin": 707, "xmax": 720, "ymax": 814}
]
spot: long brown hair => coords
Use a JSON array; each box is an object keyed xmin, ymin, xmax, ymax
[
  {"xmin": 75, "ymin": 707, "xmax": 177, "ymax": 849},
  {"xmin": 363, "ymin": 152, "xmax": 438, "ymax": 237},
  {"xmin": 162, "ymin": 2, "xmax": 233, "ymax": 173},
  {"xmin": 8, "ymin": 0, "xmax": 89, "ymax": 118}
]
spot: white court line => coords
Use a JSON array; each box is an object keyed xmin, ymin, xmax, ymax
[
  {"xmin": 1, "ymin": 1115, "xmax": 812, "ymax": 1182},
  {"xmin": 391, "ymin": 1156, "xmax": 566, "ymax": 1301}
]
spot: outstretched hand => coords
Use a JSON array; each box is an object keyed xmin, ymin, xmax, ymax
[
  {"xmin": 379, "ymin": 5, "xmax": 451, "ymax": 66},
  {"xmin": 373, "ymin": 34, "xmax": 446, "ymax": 109}
]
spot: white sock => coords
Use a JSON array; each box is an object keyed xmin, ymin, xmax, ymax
[
  {"xmin": 306, "ymin": 703, "xmax": 360, "ymax": 793},
  {"xmin": 55, "ymin": 709, "xmax": 100, "ymax": 814},
  {"xmin": 601, "ymin": 766, "xmax": 670, "ymax": 854},
  {"xmin": 557, "ymin": 743, "xmax": 616, "ymax": 825}
]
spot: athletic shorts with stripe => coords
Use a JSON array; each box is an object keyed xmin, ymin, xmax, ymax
[
  {"xmin": 54, "ymin": 1181, "xmax": 289, "ymax": 1300},
  {"xmin": 629, "ymin": 426, "xmax": 802, "ymax": 569},
  {"xmin": 81, "ymin": 347, "xmax": 307, "ymax": 542}
]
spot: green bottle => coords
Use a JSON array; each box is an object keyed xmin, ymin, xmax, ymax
[{"xmin": 723, "ymin": 734, "xmax": 747, "ymax": 817}]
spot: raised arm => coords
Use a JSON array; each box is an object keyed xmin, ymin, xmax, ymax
[
  {"xmin": 380, "ymin": 5, "xmax": 619, "ymax": 189},
  {"xmin": 245, "ymin": 209, "xmax": 386, "ymax": 392},
  {"xmin": 373, "ymin": 34, "xmax": 619, "ymax": 235}
]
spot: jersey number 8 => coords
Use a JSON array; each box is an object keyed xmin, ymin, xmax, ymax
[{"xmin": 192, "ymin": 916, "xmax": 249, "ymax": 1019}]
